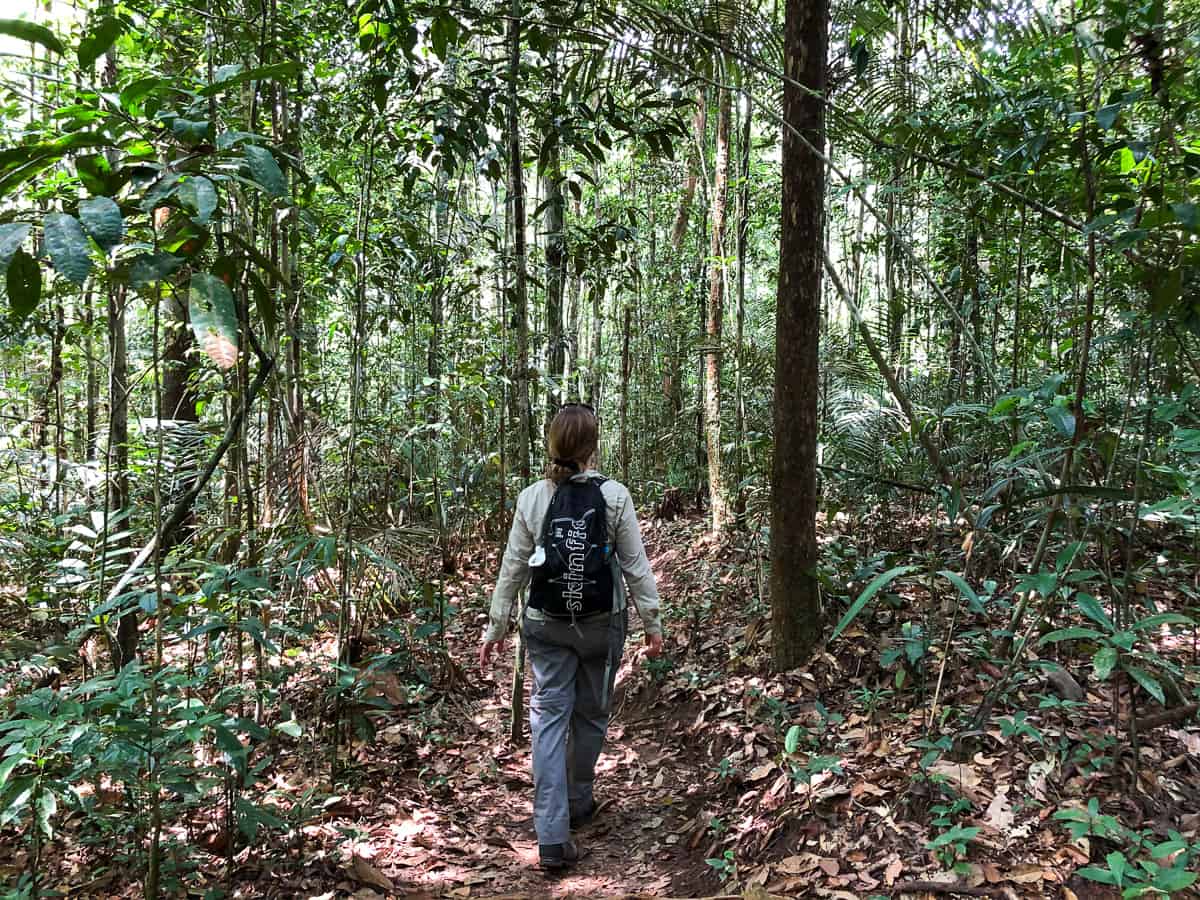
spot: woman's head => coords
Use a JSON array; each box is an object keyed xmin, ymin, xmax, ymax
[{"xmin": 546, "ymin": 404, "xmax": 599, "ymax": 483}]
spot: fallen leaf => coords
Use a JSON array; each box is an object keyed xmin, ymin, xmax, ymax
[
  {"xmin": 351, "ymin": 855, "xmax": 393, "ymax": 893},
  {"xmin": 747, "ymin": 763, "xmax": 776, "ymax": 782},
  {"xmin": 818, "ymin": 858, "xmax": 839, "ymax": 876}
]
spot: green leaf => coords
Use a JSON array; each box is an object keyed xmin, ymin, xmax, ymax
[
  {"xmin": 1077, "ymin": 865, "xmax": 1118, "ymax": 885},
  {"xmin": 189, "ymin": 273, "xmax": 239, "ymax": 370},
  {"xmin": 926, "ymin": 825, "xmax": 980, "ymax": 849},
  {"xmin": 77, "ymin": 16, "xmax": 125, "ymax": 70},
  {"xmin": 1045, "ymin": 405, "xmax": 1076, "ymax": 438},
  {"xmin": 1151, "ymin": 268, "xmax": 1183, "ymax": 314},
  {"xmin": 831, "ymin": 565, "xmax": 918, "ymax": 640},
  {"xmin": 199, "ymin": 61, "xmax": 301, "ymax": 96},
  {"xmin": 1133, "ymin": 612, "xmax": 1193, "ymax": 631},
  {"xmin": 78, "ymin": 197, "xmax": 123, "ymax": 251},
  {"xmin": 1151, "ymin": 868, "xmax": 1197, "ymax": 892},
  {"xmin": 0, "ymin": 222, "xmax": 31, "ymax": 272},
  {"xmin": 1095, "ymin": 103, "xmax": 1121, "ymax": 131},
  {"xmin": 129, "ymin": 251, "xmax": 183, "ymax": 289},
  {"xmin": 784, "ymin": 724, "xmax": 802, "ymax": 755},
  {"xmin": 1092, "ymin": 646, "xmax": 1118, "ymax": 681},
  {"xmin": 1171, "ymin": 203, "xmax": 1199, "ymax": 232},
  {"xmin": 6, "ymin": 248, "xmax": 40, "ymax": 318},
  {"xmin": 178, "ymin": 175, "xmax": 218, "ymax": 225},
  {"xmin": 244, "ymin": 145, "xmax": 287, "ymax": 198},
  {"xmin": 1123, "ymin": 665, "xmax": 1165, "ymax": 705},
  {"xmin": 212, "ymin": 724, "xmax": 247, "ymax": 777},
  {"xmin": 35, "ymin": 789, "xmax": 56, "ymax": 838},
  {"xmin": 1039, "ymin": 626, "xmax": 1107, "ymax": 644},
  {"xmin": 1016, "ymin": 570, "xmax": 1057, "ymax": 597},
  {"xmin": 43, "ymin": 213, "xmax": 92, "ymax": 285},
  {"xmin": 0, "ymin": 754, "xmax": 23, "ymax": 787},
  {"xmin": 1076, "ymin": 593, "xmax": 1115, "ymax": 632},
  {"xmin": 0, "ymin": 18, "xmax": 65, "ymax": 55},
  {"xmin": 274, "ymin": 720, "xmax": 303, "ymax": 739},
  {"xmin": 937, "ymin": 570, "xmax": 985, "ymax": 613}
]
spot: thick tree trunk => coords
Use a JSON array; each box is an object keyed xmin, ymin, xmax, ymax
[
  {"xmin": 771, "ymin": 0, "xmax": 828, "ymax": 671},
  {"xmin": 704, "ymin": 86, "xmax": 732, "ymax": 532}
]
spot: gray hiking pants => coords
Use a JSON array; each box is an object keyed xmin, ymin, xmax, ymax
[{"xmin": 522, "ymin": 606, "xmax": 627, "ymax": 846}]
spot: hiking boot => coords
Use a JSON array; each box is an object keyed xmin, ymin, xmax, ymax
[
  {"xmin": 538, "ymin": 840, "xmax": 583, "ymax": 870},
  {"xmin": 569, "ymin": 800, "xmax": 596, "ymax": 829}
]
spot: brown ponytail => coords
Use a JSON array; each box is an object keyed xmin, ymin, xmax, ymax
[{"xmin": 545, "ymin": 405, "xmax": 599, "ymax": 484}]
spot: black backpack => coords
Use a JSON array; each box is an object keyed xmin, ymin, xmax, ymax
[{"xmin": 528, "ymin": 477, "xmax": 614, "ymax": 619}]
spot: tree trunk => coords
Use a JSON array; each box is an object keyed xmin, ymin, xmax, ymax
[
  {"xmin": 508, "ymin": 0, "xmax": 531, "ymax": 482},
  {"xmin": 620, "ymin": 301, "xmax": 631, "ymax": 483},
  {"xmin": 704, "ymin": 86, "xmax": 732, "ymax": 532},
  {"xmin": 734, "ymin": 88, "xmax": 752, "ymax": 491},
  {"xmin": 108, "ymin": 283, "xmax": 136, "ymax": 668},
  {"xmin": 771, "ymin": 0, "xmax": 828, "ymax": 671},
  {"xmin": 543, "ymin": 74, "xmax": 566, "ymax": 431}
]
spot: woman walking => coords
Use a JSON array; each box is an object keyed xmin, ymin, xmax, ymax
[{"xmin": 479, "ymin": 404, "xmax": 663, "ymax": 870}]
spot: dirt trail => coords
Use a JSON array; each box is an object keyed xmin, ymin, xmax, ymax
[{"xmin": 296, "ymin": 524, "xmax": 725, "ymax": 899}]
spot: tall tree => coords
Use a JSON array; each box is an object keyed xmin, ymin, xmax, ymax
[
  {"xmin": 508, "ymin": 0, "xmax": 531, "ymax": 481},
  {"xmin": 771, "ymin": 0, "xmax": 828, "ymax": 671},
  {"xmin": 704, "ymin": 86, "xmax": 732, "ymax": 532}
]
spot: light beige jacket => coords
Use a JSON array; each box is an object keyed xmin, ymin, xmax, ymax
[{"xmin": 484, "ymin": 472, "xmax": 662, "ymax": 642}]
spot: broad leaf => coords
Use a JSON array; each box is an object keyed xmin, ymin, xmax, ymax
[
  {"xmin": 1092, "ymin": 646, "xmax": 1118, "ymax": 681},
  {"xmin": 43, "ymin": 213, "xmax": 92, "ymax": 285},
  {"xmin": 1039, "ymin": 626, "xmax": 1107, "ymax": 644},
  {"xmin": 200, "ymin": 61, "xmax": 301, "ymax": 96},
  {"xmin": 1076, "ymin": 593, "xmax": 1114, "ymax": 632},
  {"xmin": 0, "ymin": 18, "xmax": 65, "ymax": 54},
  {"xmin": 245, "ymin": 145, "xmax": 287, "ymax": 198},
  {"xmin": 784, "ymin": 724, "xmax": 802, "ymax": 755},
  {"xmin": 1124, "ymin": 664, "xmax": 1164, "ymax": 705},
  {"xmin": 937, "ymin": 570, "xmax": 985, "ymax": 613},
  {"xmin": 178, "ymin": 175, "xmax": 218, "ymax": 225},
  {"xmin": 189, "ymin": 273, "xmax": 239, "ymax": 370},
  {"xmin": 129, "ymin": 252, "xmax": 183, "ymax": 289},
  {"xmin": 1045, "ymin": 405, "xmax": 1075, "ymax": 438},
  {"xmin": 77, "ymin": 16, "xmax": 124, "ymax": 70},
  {"xmin": 0, "ymin": 222, "xmax": 31, "ymax": 271},
  {"xmin": 831, "ymin": 565, "xmax": 917, "ymax": 640},
  {"xmin": 78, "ymin": 197, "xmax": 123, "ymax": 251},
  {"xmin": 6, "ymin": 248, "xmax": 40, "ymax": 318}
]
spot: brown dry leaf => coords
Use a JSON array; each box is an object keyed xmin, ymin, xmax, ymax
[
  {"xmin": 884, "ymin": 857, "xmax": 904, "ymax": 886},
  {"xmin": 350, "ymin": 855, "xmax": 394, "ymax": 893},
  {"xmin": 818, "ymin": 858, "xmax": 840, "ymax": 876},
  {"xmin": 986, "ymin": 785, "xmax": 1015, "ymax": 834},
  {"xmin": 775, "ymin": 855, "xmax": 816, "ymax": 875},
  {"xmin": 747, "ymin": 763, "xmax": 776, "ymax": 782},
  {"xmin": 929, "ymin": 760, "xmax": 983, "ymax": 799},
  {"xmin": 1006, "ymin": 863, "xmax": 1044, "ymax": 884}
]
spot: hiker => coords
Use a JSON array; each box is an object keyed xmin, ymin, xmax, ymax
[{"xmin": 478, "ymin": 403, "xmax": 663, "ymax": 870}]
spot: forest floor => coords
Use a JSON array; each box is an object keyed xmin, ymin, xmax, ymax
[
  {"xmin": 231, "ymin": 510, "xmax": 1200, "ymax": 899},
  {"xmin": 6, "ymin": 510, "xmax": 1200, "ymax": 898}
]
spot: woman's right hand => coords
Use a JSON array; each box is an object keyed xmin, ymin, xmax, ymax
[
  {"xmin": 479, "ymin": 637, "xmax": 505, "ymax": 671},
  {"xmin": 643, "ymin": 632, "xmax": 663, "ymax": 658}
]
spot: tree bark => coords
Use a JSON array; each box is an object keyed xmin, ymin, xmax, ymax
[
  {"xmin": 704, "ymin": 86, "xmax": 732, "ymax": 532},
  {"xmin": 507, "ymin": 0, "xmax": 531, "ymax": 481},
  {"xmin": 542, "ymin": 67, "xmax": 566, "ymax": 431},
  {"xmin": 771, "ymin": 0, "xmax": 828, "ymax": 671}
]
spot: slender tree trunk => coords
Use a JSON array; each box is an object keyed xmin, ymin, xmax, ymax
[
  {"xmin": 109, "ymin": 282, "xmax": 136, "ymax": 668},
  {"xmin": 735, "ymin": 87, "xmax": 752, "ymax": 491},
  {"xmin": 704, "ymin": 86, "xmax": 732, "ymax": 532},
  {"xmin": 543, "ymin": 64, "xmax": 566, "ymax": 431},
  {"xmin": 771, "ymin": 0, "xmax": 828, "ymax": 671},
  {"xmin": 620, "ymin": 301, "xmax": 631, "ymax": 483},
  {"xmin": 507, "ymin": 0, "xmax": 531, "ymax": 481}
]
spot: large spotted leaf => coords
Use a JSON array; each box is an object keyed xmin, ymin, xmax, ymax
[{"xmin": 189, "ymin": 273, "xmax": 239, "ymax": 370}]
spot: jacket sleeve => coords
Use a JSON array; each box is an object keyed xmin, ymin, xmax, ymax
[
  {"xmin": 484, "ymin": 497, "xmax": 535, "ymax": 642},
  {"xmin": 614, "ymin": 487, "xmax": 663, "ymax": 637}
]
